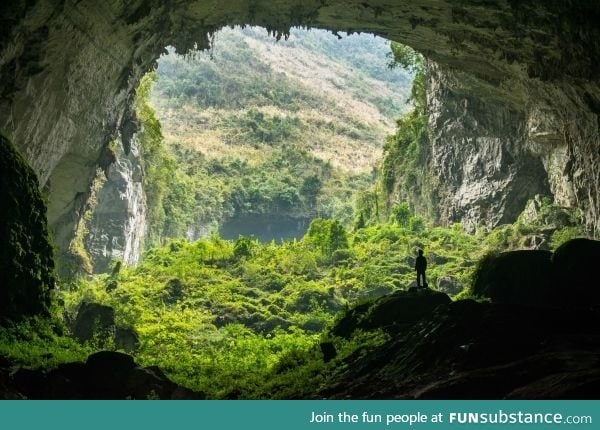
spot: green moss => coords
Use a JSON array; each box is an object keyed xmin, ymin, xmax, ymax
[{"xmin": 0, "ymin": 132, "xmax": 55, "ymax": 322}]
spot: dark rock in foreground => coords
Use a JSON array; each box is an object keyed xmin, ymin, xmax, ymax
[
  {"xmin": 318, "ymin": 298, "xmax": 600, "ymax": 399},
  {"xmin": 332, "ymin": 289, "xmax": 451, "ymax": 338},
  {"xmin": 552, "ymin": 238, "xmax": 600, "ymax": 305},
  {"xmin": 6, "ymin": 351, "xmax": 203, "ymax": 399},
  {"xmin": 473, "ymin": 250, "xmax": 556, "ymax": 306},
  {"xmin": 473, "ymin": 238, "xmax": 600, "ymax": 307},
  {"xmin": 0, "ymin": 133, "xmax": 55, "ymax": 322},
  {"xmin": 72, "ymin": 302, "xmax": 115, "ymax": 342}
]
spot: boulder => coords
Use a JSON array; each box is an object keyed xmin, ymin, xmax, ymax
[
  {"xmin": 522, "ymin": 235, "xmax": 549, "ymax": 250},
  {"xmin": 72, "ymin": 302, "xmax": 115, "ymax": 342},
  {"xmin": 473, "ymin": 239, "xmax": 600, "ymax": 308},
  {"xmin": 84, "ymin": 351, "xmax": 136, "ymax": 398},
  {"xmin": 125, "ymin": 367, "xmax": 177, "ymax": 399},
  {"xmin": 429, "ymin": 252, "xmax": 449, "ymax": 265},
  {"xmin": 301, "ymin": 319, "xmax": 326, "ymax": 333},
  {"xmin": 552, "ymin": 238, "xmax": 600, "ymax": 306},
  {"xmin": 115, "ymin": 326, "xmax": 140, "ymax": 352},
  {"xmin": 331, "ymin": 289, "xmax": 451, "ymax": 338},
  {"xmin": 472, "ymin": 250, "xmax": 557, "ymax": 306},
  {"xmin": 9, "ymin": 351, "xmax": 204, "ymax": 399}
]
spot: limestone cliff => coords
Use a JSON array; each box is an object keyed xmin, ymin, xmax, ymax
[
  {"xmin": 424, "ymin": 63, "xmax": 552, "ymax": 231},
  {"xmin": 405, "ymin": 58, "xmax": 598, "ymax": 232},
  {"xmin": 83, "ymin": 139, "xmax": 146, "ymax": 273},
  {"xmin": 0, "ymin": 0, "xmax": 598, "ymax": 271}
]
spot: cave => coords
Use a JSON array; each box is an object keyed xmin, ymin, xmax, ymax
[
  {"xmin": 2, "ymin": 1, "xmax": 598, "ymax": 267},
  {"xmin": 0, "ymin": 0, "xmax": 599, "ymax": 398}
]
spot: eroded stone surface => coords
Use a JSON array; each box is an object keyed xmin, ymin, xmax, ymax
[{"xmin": 84, "ymin": 139, "xmax": 146, "ymax": 272}]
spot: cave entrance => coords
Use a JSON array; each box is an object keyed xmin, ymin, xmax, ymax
[
  {"xmin": 1, "ymin": 1, "xmax": 599, "ymax": 400},
  {"xmin": 135, "ymin": 26, "xmax": 414, "ymax": 246},
  {"xmin": 3, "ymin": 1, "xmax": 595, "ymax": 279}
]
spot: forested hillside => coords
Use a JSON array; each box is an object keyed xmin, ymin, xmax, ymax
[{"xmin": 146, "ymin": 27, "xmax": 412, "ymax": 244}]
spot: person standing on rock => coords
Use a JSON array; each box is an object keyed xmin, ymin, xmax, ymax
[{"xmin": 415, "ymin": 249, "xmax": 427, "ymax": 288}]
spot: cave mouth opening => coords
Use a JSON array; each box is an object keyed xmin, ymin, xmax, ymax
[
  {"xmin": 1, "ymin": 2, "xmax": 599, "ymax": 400},
  {"xmin": 135, "ymin": 25, "xmax": 415, "ymax": 246}
]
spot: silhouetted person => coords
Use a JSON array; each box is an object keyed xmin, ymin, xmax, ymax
[{"xmin": 415, "ymin": 249, "xmax": 427, "ymax": 288}]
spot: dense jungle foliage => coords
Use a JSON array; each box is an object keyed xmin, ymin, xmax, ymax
[{"xmin": 1, "ymin": 198, "xmax": 585, "ymax": 397}]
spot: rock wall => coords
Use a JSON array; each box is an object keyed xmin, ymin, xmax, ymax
[
  {"xmin": 424, "ymin": 61, "xmax": 599, "ymax": 232},
  {"xmin": 0, "ymin": 133, "xmax": 54, "ymax": 321},
  {"xmin": 84, "ymin": 139, "xmax": 146, "ymax": 273},
  {"xmin": 0, "ymin": 0, "xmax": 598, "ymax": 272},
  {"xmin": 425, "ymin": 63, "xmax": 552, "ymax": 231}
]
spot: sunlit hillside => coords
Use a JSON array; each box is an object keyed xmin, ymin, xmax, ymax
[{"xmin": 151, "ymin": 27, "xmax": 412, "ymax": 174}]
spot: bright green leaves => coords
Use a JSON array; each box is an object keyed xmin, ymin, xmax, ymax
[{"xmin": 305, "ymin": 218, "xmax": 349, "ymax": 262}]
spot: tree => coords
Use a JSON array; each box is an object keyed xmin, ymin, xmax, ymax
[
  {"xmin": 388, "ymin": 42, "xmax": 426, "ymax": 113},
  {"xmin": 305, "ymin": 218, "xmax": 349, "ymax": 260},
  {"xmin": 233, "ymin": 236, "xmax": 257, "ymax": 259},
  {"xmin": 391, "ymin": 202, "xmax": 411, "ymax": 227},
  {"xmin": 409, "ymin": 216, "xmax": 426, "ymax": 233},
  {"xmin": 301, "ymin": 175, "xmax": 322, "ymax": 206},
  {"xmin": 388, "ymin": 42, "xmax": 424, "ymax": 74},
  {"xmin": 354, "ymin": 211, "xmax": 366, "ymax": 230}
]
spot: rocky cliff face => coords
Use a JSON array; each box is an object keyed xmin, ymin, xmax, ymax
[
  {"xmin": 83, "ymin": 139, "xmax": 146, "ymax": 273},
  {"xmin": 423, "ymin": 60, "xmax": 598, "ymax": 232},
  {"xmin": 0, "ymin": 133, "xmax": 54, "ymax": 320},
  {"xmin": 425, "ymin": 63, "xmax": 552, "ymax": 231},
  {"xmin": 1, "ymin": 0, "xmax": 598, "ymax": 272}
]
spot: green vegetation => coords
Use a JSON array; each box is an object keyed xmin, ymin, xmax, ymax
[
  {"xmin": 0, "ymin": 316, "xmax": 90, "ymax": 368},
  {"xmin": 143, "ymin": 27, "xmax": 412, "ymax": 244},
  {"xmin": 2, "ymin": 29, "xmax": 592, "ymax": 400},
  {"xmin": 1, "ymin": 193, "xmax": 586, "ymax": 398},
  {"xmin": 67, "ymin": 169, "xmax": 106, "ymax": 274},
  {"xmin": 480, "ymin": 196, "xmax": 586, "ymax": 252},
  {"xmin": 59, "ymin": 217, "xmax": 481, "ymax": 397},
  {"xmin": 377, "ymin": 43, "xmax": 438, "ymax": 221},
  {"xmin": 136, "ymin": 73, "xmax": 177, "ymax": 248},
  {"xmin": 51, "ymin": 196, "xmax": 583, "ymax": 398}
]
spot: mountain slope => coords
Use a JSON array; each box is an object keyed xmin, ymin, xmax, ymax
[{"xmin": 147, "ymin": 27, "xmax": 412, "ymax": 241}]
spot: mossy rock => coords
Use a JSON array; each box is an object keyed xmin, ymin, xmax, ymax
[
  {"xmin": 72, "ymin": 302, "xmax": 115, "ymax": 343},
  {"xmin": 0, "ymin": 133, "xmax": 55, "ymax": 322},
  {"xmin": 300, "ymin": 318, "xmax": 326, "ymax": 333}
]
